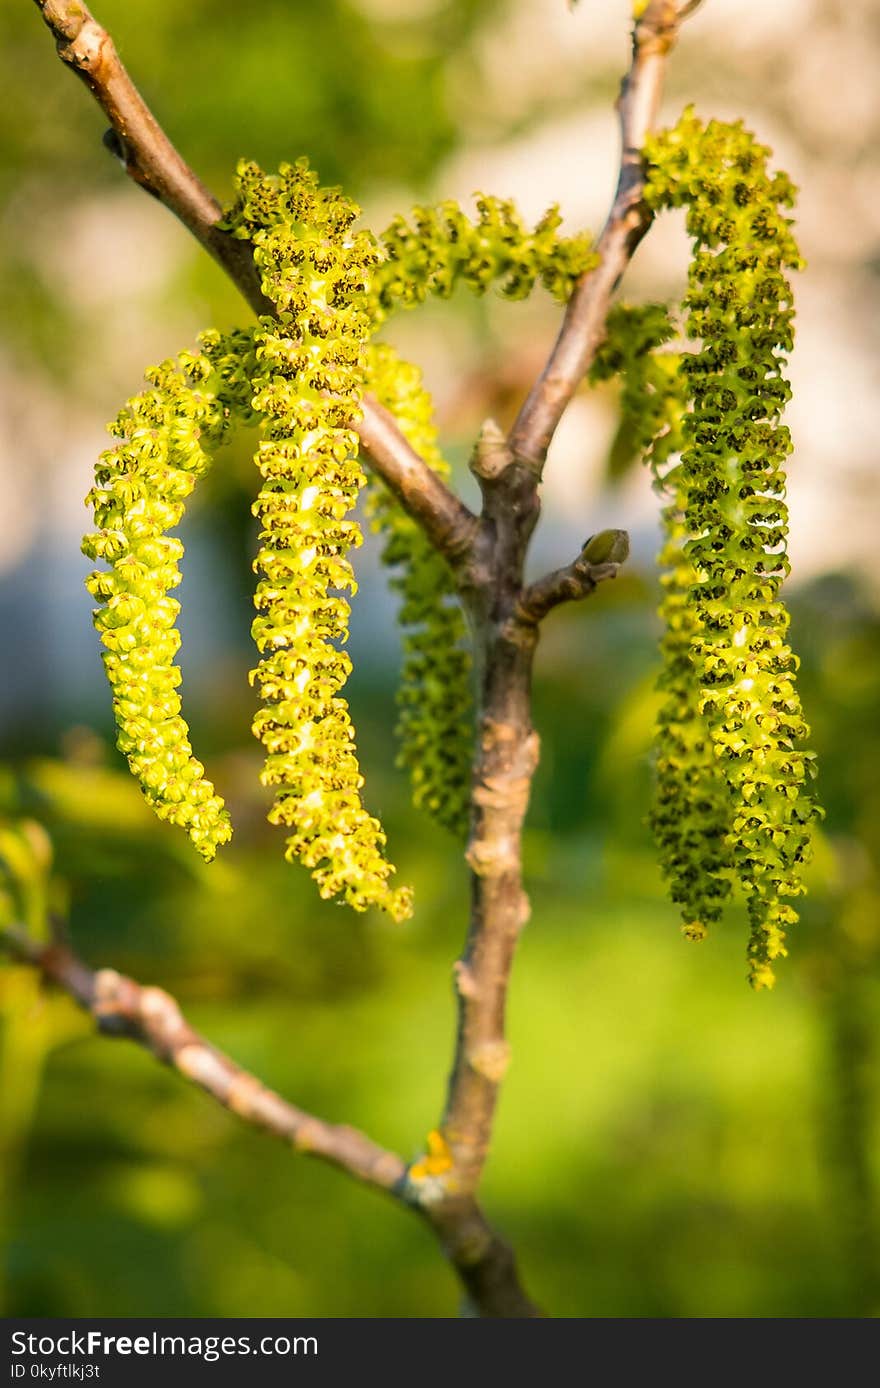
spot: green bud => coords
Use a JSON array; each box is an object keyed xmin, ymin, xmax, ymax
[{"xmin": 582, "ymin": 529, "xmax": 630, "ymax": 566}]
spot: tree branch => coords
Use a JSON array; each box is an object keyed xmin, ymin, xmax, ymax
[
  {"xmin": 429, "ymin": 2, "xmax": 695, "ymax": 1196},
  {"xmin": 517, "ymin": 529, "xmax": 630, "ymax": 625},
  {"xmin": 439, "ymin": 616, "xmax": 541, "ymax": 1195},
  {"xmin": 508, "ymin": 0, "xmax": 696, "ymax": 472},
  {"xmin": 357, "ymin": 400, "xmax": 479, "ymax": 568},
  {"xmin": 2, "ymin": 923, "xmax": 540, "ymax": 1315},
  {"xmin": 2, "ymin": 925, "xmax": 406, "ymax": 1194},
  {"xmin": 33, "ymin": 0, "xmax": 266, "ymax": 311},
  {"xmin": 425, "ymin": 444, "xmax": 545, "ymax": 1201},
  {"xmin": 32, "ymin": 0, "xmax": 476, "ymax": 570}
]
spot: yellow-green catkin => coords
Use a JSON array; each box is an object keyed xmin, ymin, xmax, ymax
[
  {"xmin": 226, "ymin": 159, "xmax": 411, "ymax": 919},
  {"xmin": 364, "ymin": 344, "xmax": 473, "ymax": 837},
  {"xmin": 644, "ymin": 111, "xmax": 820, "ymax": 987},
  {"xmin": 370, "ymin": 197, "xmax": 597, "ymax": 320},
  {"xmin": 593, "ymin": 305, "xmax": 737, "ymax": 939},
  {"xmin": 83, "ymin": 340, "xmax": 243, "ymax": 860},
  {"xmin": 651, "ymin": 494, "xmax": 738, "ymax": 944}
]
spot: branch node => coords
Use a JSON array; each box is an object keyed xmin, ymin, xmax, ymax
[
  {"xmin": 465, "ymin": 835, "xmax": 519, "ymax": 878},
  {"xmin": 453, "ymin": 961, "xmax": 479, "ymax": 1000},
  {"xmin": 468, "ymin": 1040, "xmax": 511, "ymax": 1083},
  {"xmin": 94, "ymin": 967, "xmax": 121, "ymax": 999},
  {"xmin": 63, "ymin": 17, "xmax": 104, "ymax": 72}
]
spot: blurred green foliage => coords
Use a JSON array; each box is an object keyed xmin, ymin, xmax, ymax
[{"xmin": 1, "ymin": 0, "xmax": 878, "ymax": 1320}]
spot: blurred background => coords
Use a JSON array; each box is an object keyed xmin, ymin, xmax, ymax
[{"xmin": 1, "ymin": 0, "xmax": 879, "ymax": 1317}]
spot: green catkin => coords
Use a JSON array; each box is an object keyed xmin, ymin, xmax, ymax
[
  {"xmin": 590, "ymin": 304, "xmax": 684, "ymax": 476},
  {"xmin": 364, "ymin": 344, "xmax": 473, "ymax": 837},
  {"xmin": 226, "ymin": 159, "xmax": 411, "ymax": 920},
  {"xmin": 652, "ymin": 498, "xmax": 738, "ymax": 942},
  {"xmin": 83, "ymin": 340, "xmax": 242, "ymax": 860},
  {"xmin": 370, "ymin": 197, "xmax": 598, "ymax": 319},
  {"xmin": 643, "ymin": 110, "xmax": 819, "ymax": 987},
  {"xmin": 592, "ymin": 305, "xmax": 737, "ymax": 938}
]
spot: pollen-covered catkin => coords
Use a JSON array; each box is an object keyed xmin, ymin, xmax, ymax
[
  {"xmin": 592, "ymin": 305, "xmax": 736, "ymax": 938},
  {"xmin": 227, "ymin": 159, "xmax": 411, "ymax": 919},
  {"xmin": 83, "ymin": 341, "xmax": 242, "ymax": 860},
  {"xmin": 364, "ymin": 343, "xmax": 473, "ymax": 837},
  {"xmin": 370, "ymin": 197, "xmax": 597, "ymax": 320},
  {"xmin": 644, "ymin": 111, "xmax": 820, "ymax": 987},
  {"xmin": 652, "ymin": 491, "xmax": 738, "ymax": 942}
]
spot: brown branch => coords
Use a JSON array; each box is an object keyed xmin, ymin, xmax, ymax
[
  {"xmin": 433, "ymin": 0, "xmax": 696, "ymax": 1187},
  {"xmin": 407, "ymin": 427, "xmax": 543, "ymax": 1202},
  {"xmin": 425, "ymin": 1197, "xmax": 542, "ymax": 1318},
  {"xmin": 2, "ymin": 923, "xmax": 540, "ymax": 1315},
  {"xmin": 518, "ymin": 529, "xmax": 630, "ymax": 625},
  {"xmin": 508, "ymin": 0, "xmax": 696, "ymax": 472},
  {"xmin": 33, "ymin": 0, "xmax": 266, "ymax": 311},
  {"xmin": 421, "ymin": 4, "xmax": 691, "ymax": 1201},
  {"xmin": 439, "ymin": 614, "xmax": 540, "ymax": 1195},
  {"xmin": 32, "ymin": 0, "xmax": 476, "ymax": 571},
  {"xmin": 2, "ymin": 925, "xmax": 406, "ymax": 1194},
  {"xmin": 357, "ymin": 399, "xmax": 479, "ymax": 567}
]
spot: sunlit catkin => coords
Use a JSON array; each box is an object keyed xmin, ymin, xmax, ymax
[
  {"xmin": 643, "ymin": 111, "xmax": 820, "ymax": 986},
  {"xmin": 370, "ymin": 196, "xmax": 596, "ymax": 320},
  {"xmin": 83, "ymin": 341, "xmax": 242, "ymax": 860},
  {"xmin": 227, "ymin": 159, "xmax": 411, "ymax": 919}
]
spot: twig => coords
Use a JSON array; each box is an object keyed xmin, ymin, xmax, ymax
[
  {"xmin": 32, "ymin": 0, "xmax": 476, "ymax": 570},
  {"xmin": 33, "ymin": 0, "xmax": 266, "ymax": 310},
  {"xmin": 426, "ymin": 1, "xmax": 688, "ymax": 1203},
  {"xmin": 1, "ymin": 924, "xmax": 540, "ymax": 1316},
  {"xmin": 2, "ymin": 925, "xmax": 406, "ymax": 1193},
  {"xmin": 517, "ymin": 529, "xmax": 630, "ymax": 625},
  {"xmin": 508, "ymin": 0, "xmax": 696, "ymax": 472},
  {"xmin": 357, "ymin": 399, "xmax": 479, "ymax": 568}
]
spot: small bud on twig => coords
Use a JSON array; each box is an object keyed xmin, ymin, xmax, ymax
[
  {"xmin": 469, "ymin": 419, "xmax": 513, "ymax": 481},
  {"xmin": 581, "ymin": 528, "xmax": 630, "ymax": 565}
]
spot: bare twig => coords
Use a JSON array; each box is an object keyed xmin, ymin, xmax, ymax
[
  {"xmin": 33, "ymin": 0, "xmax": 266, "ymax": 310},
  {"xmin": 438, "ymin": 609, "xmax": 541, "ymax": 1194},
  {"xmin": 1, "ymin": 923, "xmax": 540, "ymax": 1316},
  {"xmin": 518, "ymin": 529, "xmax": 630, "ymax": 625},
  {"xmin": 32, "ymin": 0, "xmax": 476, "ymax": 570},
  {"xmin": 2, "ymin": 925, "xmax": 406, "ymax": 1193},
  {"xmin": 509, "ymin": 0, "xmax": 697, "ymax": 472},
  {"xmin": 357, "ymin": 399, "xmax": 479, "ymax": 568}
]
